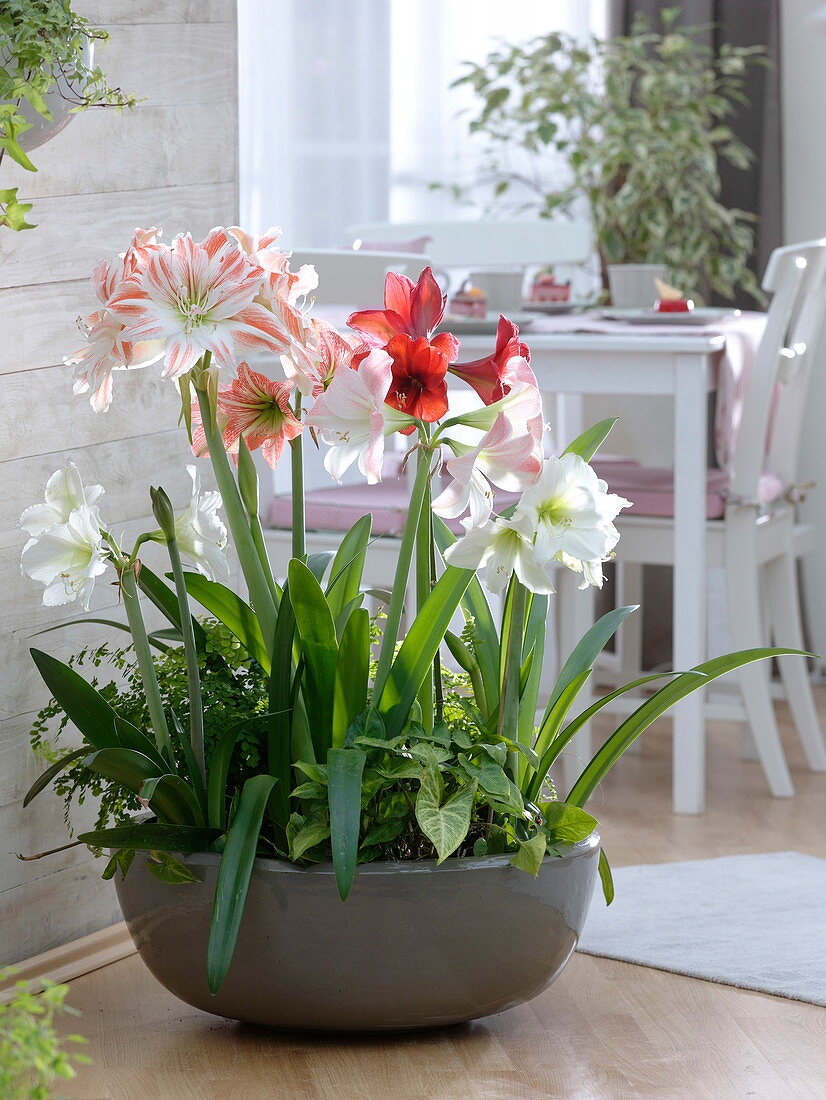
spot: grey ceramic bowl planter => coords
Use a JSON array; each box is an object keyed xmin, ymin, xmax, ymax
[{"xmin": 115, "ymin": 831, "xmax": 600, "ymax": 1032}]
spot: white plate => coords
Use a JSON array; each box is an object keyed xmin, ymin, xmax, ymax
[
  {"xmin": 437, "ymin": 311, "xmax": 538, "ymax": 335},
  {"xmin": 599, "ymin": 307, "xmax": 740, "ymax": 326}
]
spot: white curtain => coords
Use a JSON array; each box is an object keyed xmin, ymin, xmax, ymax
[{"xmin": 238, "ymin": 0, "xmax": 609, "ymax": 245}]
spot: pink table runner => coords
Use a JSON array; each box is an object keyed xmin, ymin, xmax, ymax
[{"xmin": 527, "ymin": 311, "xmax": 767, "ymax": 471}]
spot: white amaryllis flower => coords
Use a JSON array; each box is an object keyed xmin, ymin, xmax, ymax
[
  {"xmin": 304, "ymin": 348, "xmax": 412, "ymax": 483},
  {"xmin": 20, "ymin": 465, "xmax": 104, "ymax": 536},
  {"xmin": 444, "ymin": 514, "xmax": 555, "ymax": 595},
  {"xmin": 21, "ymin": 504, "xmax": 109, "ymax": 609},
  {"xmin": 513, "ymin": 453, "xmax": 631, "ymax": 589},
  {"xmin": 433, "ymin": 413, "xmax": 542, "ymax": 527},
  {"xmin": 173, "ymin": 466, "xmax": 229, "ymax": 581}
]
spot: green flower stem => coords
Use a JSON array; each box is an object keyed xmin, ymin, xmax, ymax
[
  {"xmin": 290, "ymin": 392, "xmax": 306, "ymax": 563},
  {"xmin": 499, "ymin": 579, "xmax": 527, "ymax": 782},
  {"xmin": 415, "ymin": 455, "xmax": 434, "ymax": 731},
  {"xmin": 119, "ymin": 566, "xmax": 172, "ymax": 758},
  {"xmin": 193, "ymin": 364, "xmax": 277, "ymax": 651},
  {"xmin": 372, "ymin": 443, "xmax": 432, "ymax": 703},
  {"xmin": 237, "ymin": 437, "xmax": 280, "ymax": 606},
  {"xmin": 165, "ymin": 535, "xmax": 206, "ymax": 785}
]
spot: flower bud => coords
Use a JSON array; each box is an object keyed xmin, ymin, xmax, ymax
[{"xmin": 150, "ymin": 486, "xmax": 177, "ymax": 542}]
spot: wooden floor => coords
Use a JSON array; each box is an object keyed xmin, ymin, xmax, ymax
[{"xmin": 59, "ymin": 693, "xmax": 826, "ymax": 1100}]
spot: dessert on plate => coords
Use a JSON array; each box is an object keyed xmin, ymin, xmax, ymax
[
  {"xmin": 450, "ymin": 284, "xmax": 488, "ymax": 317},
  {"xmin": 530, "ymin": 269, "xmax": 571, "ymax": 303},
  {"xmin": 653, "ymin": 277, "xmax": 694, "ymax": 313}
]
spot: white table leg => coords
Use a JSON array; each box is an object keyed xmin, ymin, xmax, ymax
[{"xmin": 672, "ymin": 353, "xmax": 709, "ymax": 813}]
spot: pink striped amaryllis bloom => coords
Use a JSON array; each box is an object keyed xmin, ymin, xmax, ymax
[
  {"xmin": 432, "ymin": 411, "xmax": 543, "ymax": 527},
  {"xmin": 449, "ymin": 315, "xmax": 535, "ymax": 405},
  {"xmin": 347, "ymin": 267, "xmax": 459, "ymax": 362},
  {"xmin": 66, "ymin": 227, "xmax": 166, "ymax": 412},
  {"xmin": 228, "ymin": 225, "xmax": 318, "ymax": 309},
  {"xmin": 281, "ymin": 318, "xmax": 370, "ymax": 398},
  {"xmin": 305, "ymin": 348, "xmax": 413, "ymax": 484},
  {"xmin": 192, "ymin": 362, "xmax": 303, "ymax": 469},
  {"xmin": 107, "ymin": 228, "xmax": 290, "ymax": 380}
]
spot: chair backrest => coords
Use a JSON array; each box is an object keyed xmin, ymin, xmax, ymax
[
  {"xmin": 289, "ymin": 248, "xmax": 430, "ymax": 307},
  {"xmin": 729, "ymin": 239, "xmax": 826, "ymax": 503},
  {"xmin": 345, "ymin": 220, "xmax": 592, "ymax": 269}
]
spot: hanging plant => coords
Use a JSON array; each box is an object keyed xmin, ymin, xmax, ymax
[{"xmin": 0, "ymin": 0, "xmax": 137, "ymax": 230}]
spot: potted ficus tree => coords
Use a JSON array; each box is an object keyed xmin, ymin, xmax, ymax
[
  {"xmin": 449, "ymin": 8, "xmax": 766, "ymax": 304},
  {"xmin": 20, "ymin": 229, "xmax": 798, "ymax": 1032},
  {"xmin": 0, "ymin": 0, "xmax": 135, "ymax": 230}
]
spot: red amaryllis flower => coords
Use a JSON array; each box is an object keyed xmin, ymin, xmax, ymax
[
  {"xmin": 348, "ymin": 267, "xmax": 456, "ymax": 353},
  {"xmin": 385, "ymin": 334, "xmax": 449, "ymax": 425},
  {"xmin": 192, "ymin": 363, "xmax": 302, "ymax": 468},
  {"xmin": 449, "ymin": 315, "xmax": 535, "ymax": 405}
]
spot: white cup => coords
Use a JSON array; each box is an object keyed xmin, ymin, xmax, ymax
[
  {"xmin": 468, "ymin": 270, "xmax": 525, "ymax": 313},
  {"xmin": 607, "ymin": 264, "xmax": 668, "ymax": 308}
]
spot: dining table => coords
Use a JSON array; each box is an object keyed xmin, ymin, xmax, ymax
[{"xmin": 455, "ymin": 322, "xmax": 730, "ymax": 814}]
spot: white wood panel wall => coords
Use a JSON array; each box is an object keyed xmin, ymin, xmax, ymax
[{"xmin": 0, "ymin": 0, "xmax": 238, "ymax": 964}]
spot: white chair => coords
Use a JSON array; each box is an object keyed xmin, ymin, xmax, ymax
[
  {"xmin": 345, "ymin": 219, "xmax": 591, "ymax": 270},
  {"xmin": 288, "ymin": 248, "xmax": 431, "ymax": 308},
  {"xmin": 592, "ymin": 240, "xmax": 826, "ymax": 811}
]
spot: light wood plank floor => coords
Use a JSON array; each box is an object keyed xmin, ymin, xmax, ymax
[{"xmin": 59, "ymin": 693, "xmax": 826, "ymax": 1100}]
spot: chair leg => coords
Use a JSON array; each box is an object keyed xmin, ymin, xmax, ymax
[
  {"xmin": 725, "ymin": 518, "xmax": 794, "ymax": 797},
  {"xmin": 765, "ymin": 547, "xmax": 826, "ymax": 772},
  {"xmin": 557, "ymin": 570, "xmax": 595, "ymax": 796}
]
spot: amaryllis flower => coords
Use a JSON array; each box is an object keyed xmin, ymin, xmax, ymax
[
  {"xmin": 173, "ymin": 466, "xmax": 229, "ymax": 581},
  {"xmin": 432, "ymin": 412, "xmax": 543, "ymax": 527},
  {"xmin": 444, "ymin": 513, "xmax": 555, "ymax": 596},
  {"xmin": 66, "ymin": 227, "xmax": 166, "ymax": 411},
  {"xmin": 348, "ymin": 268, "xmax": 458, "ymax": 360},
  {"xmin": 192, "ymin": 363, "xmax": 303, "ymax": 469},
  {"xmin": 449, "ymin": 315, "xmax": 535, "ymax": 405},
  {"xmin": 228, "ymin": 225, "xmax": 318, "ymax": 308},
  {"xmin": 107, "ymin": 230, "xmax": 290, "ymax": 379},
  {"xmin": 282, "ymin": 318, "xmax": 369, "ymax": 397},
  {"xmin": 20, "ymin": 465, "xmax": 104, "ymax": 536},
  {"xmin": 305, "ymin": 349, "xmax": 413, "ymax": 483},
  {"xmin": 385, "ymin": 334, "xmax": 450, "ymax": 425},
  {"xmin": 512, "ymin": 453, "xmax": 631, "ymax": 589},
  {"xmin": 21, "ymin": 504, "xmax": 109, "ymax": 609}
]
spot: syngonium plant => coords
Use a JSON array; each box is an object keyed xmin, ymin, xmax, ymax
[
  {"xmin": 20, "ymin": 227, "xmax": 801, "ymax": 994},
  {"xmin": 0, "ymin": 0, "xmax": 136, "ymax": 230},
  {"xmin": 449, "ymin": 7, "xmax": 767, "ymax": 303}
]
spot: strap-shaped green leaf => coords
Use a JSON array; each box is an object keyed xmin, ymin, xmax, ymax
[
  {"xmin": 32, "ymin": 617, "xmax": 172, "ymax": 653},
  {"xmin": 567, "ymin": 647, "xmax": 808, "ymax": 809},
  {"xmin": 82, "ymin": 747, "xmax": 161, "ymax": 794},
  {"xmin": 598, "ymin": 848, "xmax": 614, "ymax": 905},
  {"xmin": 562, "ymin": 417, "xmax": 618, "ymax": 462},
  {"xmin": 267, "ymin": 583, "xmax": 297, "ymax": 826},
  {"xmin": 326, "ymin": 514, "xmax": 372, "ymax": 620},
  {"xmin": 288, "ymin": 559, "xmax": 339, "ymax": 758},
  {"xmin": 30, "ymin": 649, "xmax": 125, "ymax": 752},
  {"xmin": 23, "ymin": 747, "xmax": 90, "ymax": 807},
  {"xmin": 433, "ymin": 517, "xmax": 500, "ymax": 713},
  {"xmin": 179, "ymin": 573, "xmax": 270, "ymax": 673},
  {"xmin": 332, "ymin": 608, "xmax": 369, "ymax": 748},
  {"xmin": 327, "ymin": 747, "xmax": 366, "ymax": 900},
  {"xmin": 141, "ymin": 774, "xmax": 204, "ymax": 827},
  {"xmin": 534, "ymin": 606, "xmax": 638, "ymax": 763},
  {"xmin": 137, "ymin": 565, "xmax": 206, "ymax": 651},
  {"xmin": 78, "ymin": 822, "xmax": 221, "ymax": 852},
  {"xmin": 207, "ymin": 774, "xmax": 278, "ymax": 993},
  {"xmin": 378, "ymin": 565, "xmax": 474, "ymax": 739}
]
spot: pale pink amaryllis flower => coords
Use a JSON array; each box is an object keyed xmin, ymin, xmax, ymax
[
  {"xmin": 281, "ymin": 318, "xmax": 370, "ymax": 398},
  {"xmin": 107, "ymin": 230, "xmax": 290, "ymax": 380},
  {"xmin": 432, "ymin": 412, "xmax": 543, "ymax": 527},
  {"xmin": 192, "ymin": 363, "xmax": 303, "ymax": 469},
  {"xmin": 305, "ymin": 348, "xmax": 413, "ymax": 483},
  {"xmin": 66, "ymin": 227, "xmax": 166, "ymax": 411}
]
